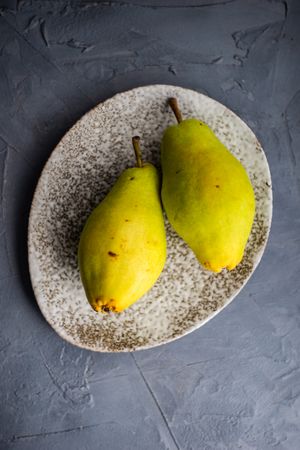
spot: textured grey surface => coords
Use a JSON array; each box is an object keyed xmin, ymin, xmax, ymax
[{"xmin": 0, "ymin": 0, "xmax": 299, "ymax": 449}]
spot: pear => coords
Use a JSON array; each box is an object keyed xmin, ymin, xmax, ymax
[
  {"xmin": 78, "ymin": 137, "xmax": 167, "ymax": 313},
  {"xmin": 161, "ymin": 98, "xmax": 255, "ymax": 273}
]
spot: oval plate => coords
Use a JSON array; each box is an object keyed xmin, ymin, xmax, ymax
[{"xmin": 28, "ymin": 85, "xmax": 272, "ymax": 352}]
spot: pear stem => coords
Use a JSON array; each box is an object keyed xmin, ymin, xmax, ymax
[
  {"xmin": 168, "ymin": 97, "xmax": 183, "ymax": 123},
  {"xmin": 132, "ymin": 136, "xmax": 143, "ymax": 168}
]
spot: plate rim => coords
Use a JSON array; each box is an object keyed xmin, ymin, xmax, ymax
[{"xmin": 28, "ymin": 84, "xmax": 273, "ymax": 352}]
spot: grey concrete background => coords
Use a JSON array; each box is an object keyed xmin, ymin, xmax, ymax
[{"xmin": 0, "ymin": 0, "xmax": 299, "ymax": 449}]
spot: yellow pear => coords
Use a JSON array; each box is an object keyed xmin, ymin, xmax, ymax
[
  {"xmin": 161, "ymin": 98, "xmax": 255, "ymax": 273},
  {"xmin": 78, "ymin": 137, "xmax": 167, "ymax": 313}
]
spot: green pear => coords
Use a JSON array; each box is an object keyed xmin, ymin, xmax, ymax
[
  {"xmin": 78, "ymin": 137, "xmax": 167, "ymax": 313},
  {"xmin": 161, "ymin": 98, "xmax": 255, "ymax": 273}
]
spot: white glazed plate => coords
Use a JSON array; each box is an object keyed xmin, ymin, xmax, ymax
[{"xmin": 28, "ymin": 85, "xmax": 272, "ymax": 352}]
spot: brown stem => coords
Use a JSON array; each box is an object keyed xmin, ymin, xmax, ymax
[
  {"xmin": 168, "ymin": 97, "xmax": 183, "ymax": 123},
  {"xmin": 132, "ymin": 136, "xmax": 143, "ymax": 168}
]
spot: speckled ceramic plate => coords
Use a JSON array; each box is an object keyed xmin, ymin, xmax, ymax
[{"xmin": 28, "ymin": 85, "xmax": 272, "ymax": 352}]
